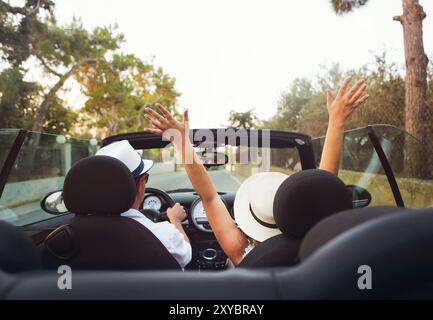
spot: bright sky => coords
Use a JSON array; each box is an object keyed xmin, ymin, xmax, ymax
[{"xmin": 55, "ymin": 0, "xmax": 433, "ymax": 129}]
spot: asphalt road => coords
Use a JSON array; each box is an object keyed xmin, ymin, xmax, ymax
[
  {"xmin": 148, "ymin": 169, "xmax": 246, "ymax": 193},
  {"xmin": 2, "ymin": 169, "xmax": 247, "ymax": 226}
]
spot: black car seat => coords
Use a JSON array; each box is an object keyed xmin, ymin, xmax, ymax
[
  {"xmin": 39, "ymin": 156, "xmax": 181, "ymax": 270},
  {"xmin": 282, "ymin": 207, "xmax": 433, "ymax": 299},
  {"xmin": 239, "ymin": 169, "xmax": 353, "ymax": 268},
  {"xmin": 6, "ymin": 208, "xmax": 433, "ymax": 300},
  {"xmin": 0, "ymin": 221, "xmax": 41, "ymax": 273},
  {"xmin": 299, "ymin": 206, "xmax": 409, "ymax": 261}
]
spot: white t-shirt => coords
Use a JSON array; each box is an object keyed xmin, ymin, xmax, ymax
[{"xmin": 121, "ymin": 209, "xmax": 192, "ymax": 268}]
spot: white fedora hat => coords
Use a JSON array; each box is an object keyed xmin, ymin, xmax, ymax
[
  {"xmin": 234, "ymin": 172, "xmax": 290, "ymax": 242},
  {"xmin": 96, "ymin": 140, "xmax": 154, "ymax": 178}
]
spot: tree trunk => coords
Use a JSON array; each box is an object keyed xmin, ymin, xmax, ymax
[
  {"xmin": 32, "ymin": 66, "xmax": 77, "ymax": 133},
  {"xmin": 32, "ymin": 58, "xmax": 100, "ymax": 133},
  {"xmin": 394, "ymin": 0, "xmax": 430, "ymax": 178},
  {"xmin": 108, "ymin": 105, "xmax": 118, "ymax": 136}
]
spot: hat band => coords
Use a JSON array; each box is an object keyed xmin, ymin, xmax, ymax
[
  {"xmin": 132, "ymin": 161, "xmax": 145, "ymax": 178},
  {"xmin": 249, "ymin": 204, "xmax": 278, "ymax": 229}
]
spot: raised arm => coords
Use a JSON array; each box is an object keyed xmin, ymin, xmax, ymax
[
  {"xmin": 320, "ymin": 77, "xmax": 369, "ymax": 175},
  {"xmin": 144, "ymin": 104, "xmax": 249, "ymax": 266}
]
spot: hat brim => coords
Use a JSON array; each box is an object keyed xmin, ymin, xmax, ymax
[
  {"xmin": 138, "ymin": 159, "xmax": 154, "ymax": 176},
  {"xmin": 234, "ymin": 173, "xmax": 288, "ymax": 243}
]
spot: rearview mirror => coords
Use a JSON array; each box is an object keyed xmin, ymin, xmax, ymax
[
  {"xmin": 347, "ymin": 185, "xmax": 372, "ymax": 208},
  {"xmin": 197, "ymin": 152, "xmax": 229, "ymax": 167},
  {"xmin": 41, "ymin": 190, "xmax": 69, "ymax": 215}
]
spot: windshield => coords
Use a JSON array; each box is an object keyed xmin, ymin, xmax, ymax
[
  {"xmin": 0, "ymin": 130, "xmax": 98, "ymax": 226},
  {"xmin": 144, "ymin": 145, "xmax": 303, "ymax": 193}
]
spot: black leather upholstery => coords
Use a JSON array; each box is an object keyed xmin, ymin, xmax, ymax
[
  {"xmin": 280, "ymin": 208, "xmax": 433, "ymax": 299},
  {"xmin": 239, "ymin": 235, "xmax": 301, "ymax": 269},
  {"xmin": 299, "ymin": 206, "xmax": 408, "ymax": 261},
  {"xmin": 41, "ymin": 156, "xmax": 181, "ymax": 271},
  {"xmin": 240, "ymin": 170, "xmax": 352, "ymax": 269},
  {"xmin": 0, "ymin": 222, "xmax": 41, "ymax": 273},
  {"xmin": 41, "ymin": 216, "xmax": 180, "ymax": 270},
  {"xmin": 3, "ymin": 208, "xmax": 433, "ymax": 300},
  {"xmin": 63, "ymin": 156, "xmax": 136, "ymax": 216}
]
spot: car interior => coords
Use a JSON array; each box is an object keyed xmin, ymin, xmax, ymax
[{"xmin": 0, "ymin": 125, "xmax": 432, "ymax": 299}]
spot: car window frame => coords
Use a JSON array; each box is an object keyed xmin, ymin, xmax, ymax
[
  {"xmin": 312, "ymin": 124, "xmax": 410, "ymax": 208},
  {"xmin": 0, "ymin": 129, "xmax": 28, "ymax": 200}
]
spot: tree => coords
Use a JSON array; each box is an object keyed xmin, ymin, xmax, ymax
[
  {"xmin": 228, "ymin": 109, "xmax": 258, "ymax": 129},
  {"xmin": 268, "ymin": 78, "xmax": 314, "ymax": 132},
  {"xmin": 0, "ymin": 68, "xmax": 39, "ymax": 129},
  {"xmin": 0, "ymin": 1, "xmax": 122, "ymax": 134},
  {"xmin": 266, "ymin": 56, "xmax": 407, "ymax": 137},
  {"xmin": 331, "ymin": 0, "xmax": 430, "ymax": 177},
  {"xmin": 0, "ymin": 0, "xmax": 54, "ymax": 130},
  {"xmin": 30, "ymin": 20, "xmax": 123, "ymax": 132},
  {"xmin": 76, "ymin": 54, "xmax": 180, "ymax": 137},
  {"xmin": 0, "ymin": 0, "xmax": 55, "ymax": 67},
  {"xmin": 331, "ymin": 0, "xmax": 370, "ymax": 14}
]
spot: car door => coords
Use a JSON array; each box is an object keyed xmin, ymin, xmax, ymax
[
  {"xmin": 0, "ymin": 129, "xmax": 99, "ymax": 244},
  {"xmin": 311, "ymin": 125, "xmax": 433, "ymax": 209}
]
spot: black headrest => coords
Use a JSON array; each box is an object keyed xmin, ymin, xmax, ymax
[
  {"xmin": 273, "ymin": 169, "xmax": 352, "ymax": 239},
  {"xmin": 63, "ymin": 156, "xmax": 136, "ymax": 216},
  {"xmin": 0, "ymin": 222, "xmax": 41, "ymax": 273},
  {"xmin": 299, "ymin": 206, "xmax": 409, "ymax": 261}
]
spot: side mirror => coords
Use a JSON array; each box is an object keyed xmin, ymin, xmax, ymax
[
  {"xmin": 347, "ymin": 185, "xmax": 372, "ymax": 208},
  {"xmin": 41, "ymin": 190, "xmax": 69, "ymax": 215}
]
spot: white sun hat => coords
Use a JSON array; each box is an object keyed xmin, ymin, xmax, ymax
[
  {"xmin": 234, "ymin": 172, "xmax": 290, "ymax": 242},
  {"xmin": 96, "ymin": 140, "xmax": 154, "ymax": 178}
]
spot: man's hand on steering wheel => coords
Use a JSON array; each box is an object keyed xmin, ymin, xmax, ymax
[{"xmin": 167, "ymin": 203, "xmax": 187, "ymax": 224}]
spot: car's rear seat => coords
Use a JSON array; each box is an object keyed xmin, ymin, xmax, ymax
[{"xmin": 2, "ymin": 207, "xmax": 433, "ymax": 299}]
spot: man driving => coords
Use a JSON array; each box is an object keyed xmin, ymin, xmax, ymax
[{"xmin": 96, "ymin": 140, "xmax": 192, "ymax": 268}]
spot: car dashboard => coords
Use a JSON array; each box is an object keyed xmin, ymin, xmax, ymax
[{"xmin": 142, "ymin": 190, "xmax": 236, "ymax": 271}]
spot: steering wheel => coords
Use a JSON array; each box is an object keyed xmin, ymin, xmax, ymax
[{"xmin": 140, "ymin": 188, "xmax": 176, "ymax": 223}]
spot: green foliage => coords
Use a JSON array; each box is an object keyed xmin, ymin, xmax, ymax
[
  {"xmin": 33, "ymin": 19, "xmax": 123, "ymax": 71},
  {"xmin": 228, "ymin": 109, "xmax": 258, "ymax": 129},
  {"xmin": 39, "ymin": 97, "xmax": 78, "ymax": 134},
  {"xmin": 77, "ymin": 53, "xmax": 180, "ymax": 137},
  {"xmin": 0, "ymin": 0, "xmax": 180, "ymax": 137},
  {"xmin": 0, "ymin": 67, "xmax": 40, "ymax": 128},
  {"xmin": 0, "ymin": 0, "xmax": 55, "ymax": 66},
  {"xmin": 265, "ymin": 53, "xmax": 427, "ymax": 138},
  {"xmin": 263, "ymin": 78, "xmax": 314, "ymax": 132},
  {"xmin": 331, "ymin": 0, "xmax": 370, "ymax": 14}
]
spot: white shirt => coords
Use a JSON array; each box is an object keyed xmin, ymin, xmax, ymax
[{"xmin": 121, "ymin": 209, "xmax": 192, "ymax": 268}]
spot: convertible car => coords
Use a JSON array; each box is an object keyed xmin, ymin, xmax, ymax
[{"xmin": 0, "ymin": 124, "xmax": 432, "ymax": 300}]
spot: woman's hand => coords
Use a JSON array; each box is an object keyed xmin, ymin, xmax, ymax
[
  {"xmin": 320, "ymin": 77, "xmax": 369, "ymax": 175},
  {"xmin": 144, "ymin": 103, "xmax": 195, "ymax": 165},
  {"xmin": 144, "ymin": 103, "xmax": 190, "ymax": 144},
  {"xmin": 327, "ymin": 77, "xmax": 369, "ymax": 128}
]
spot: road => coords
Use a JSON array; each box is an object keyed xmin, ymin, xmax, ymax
[
  {"xmin": 148, "ymin": 169, "xmax": 246, "ymax": 193},
  {"xmin": 1, "ymin": 169, "xmax": 247, "ymax": 226}
]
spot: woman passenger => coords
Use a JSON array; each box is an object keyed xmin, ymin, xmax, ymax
[{"xmin": 144, "ymin": 77, "xmax": 369, "ymax": 266}]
